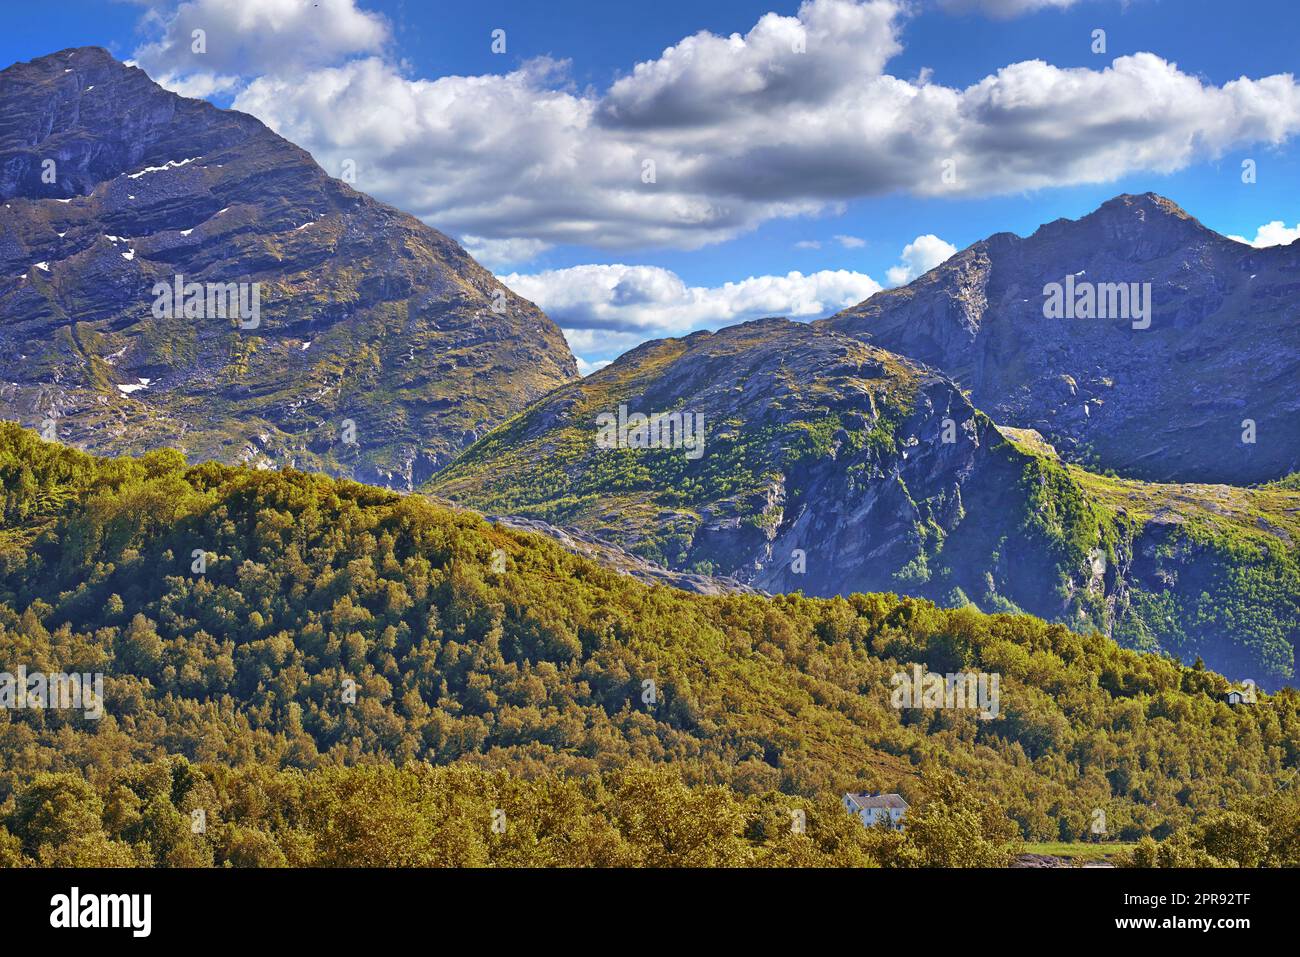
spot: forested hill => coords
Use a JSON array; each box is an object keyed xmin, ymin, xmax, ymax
[
  {"xmin": 1, "ymin": 424, "xmax": 1297, "ymax": 865},
  {"xmin": 431, "ymin": 317, "xmax": 1300, "ymax": 690}
]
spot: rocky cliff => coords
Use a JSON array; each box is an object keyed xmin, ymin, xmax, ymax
[
  {"xmin": 0, "ymin": 47, "xmax": 577, "ymax": 488},
  {"xmin": 824, "ymin": 194, "xmax": 1300, "ymax": 484}
]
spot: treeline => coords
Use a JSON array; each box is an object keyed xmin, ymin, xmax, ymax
[
  {"xmin": 0, "ymin": 759, "xmax": 1015, "ymax": 867},
  {"xmin": 1126, "ymin": 784, "xmax": 1300, "ymax": 867},
  {"xmin": 0, "ymin": 424, "xmax": 1297, "ymax": 864}
]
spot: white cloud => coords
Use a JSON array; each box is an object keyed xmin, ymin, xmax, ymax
[
  {"xmin": 139, "ymin": 68, "xmax": 241, "ymax": 99},
  {"xmin": 460, "ymin": 235, "xmax": 552, "ymax": 270},
  {"xmin": 501, "ymin": 264, "xmax": 883, "ymax": 355},
  {"xmin": 575, "ymin": 356, "xmax": 613, "ymax": 377},
  {"xmin": 560, "ymin": 327, "xmax": 650, "ymax": 360},
  {"xmin": 597, "ymin": 0, "xmax": 902, "ymax": 128},
  {"xmin": 885, "ymin": 234, "xmax": 957, "ymax": 285},
  {"xmin": 133, "ymin": 0, "xmax": 1300, "ymax": 256},
  {"xmin": 134, "ymin": 0, "xmax": 388, "ymax": 87},
  {"xmin": 1229, "ymin": 220, "xmax": 1300, "ymax": 248},
  {"xmin": 834, "ymin": 234, "xmax": 867, "ymax": 248}
]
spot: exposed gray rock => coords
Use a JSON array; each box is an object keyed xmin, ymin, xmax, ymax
[
  {"xmin": 824, "ymin": 193, "xmax": 1300, "ymax": 484},
  {"xmin": 0, "ymin": 47, "xmax": 577, "ymax": 489}
]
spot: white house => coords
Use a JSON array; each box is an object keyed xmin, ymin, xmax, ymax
[{"xmin": 843, "ymin": 792, "xmax": 909, "ymax": 830}]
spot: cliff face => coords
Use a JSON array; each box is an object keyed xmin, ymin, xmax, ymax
[
  {"xmin": 433, "ymin": 317, "xmax": 989, "ymax": 593},
  {"xmin": 0, "ymin": 47, "xmax": 577, "ymax": 488},
  {"xmin": 431, "ymin": 316, "xmax": 1300, "ymax": 688},
  {"xmin": 823, "ymin": 194, "xmax": 1300, "ymax": 485}
]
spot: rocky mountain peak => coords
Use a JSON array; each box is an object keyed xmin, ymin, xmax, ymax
[
  {"xmin": 825, "ymin": 192, "xmax": 1299, "ymax": 484},
  {"xmin": 1092, "ymin": 191, "xmax": 1197, "ymax": 223},
  {"xmin": 1, "ymin": 46, "xmax": 256, "ymax": 201},
  {"xmin": 1027, "ymin": 192, "xmax": 1216, "ymax": 262},
  {"xmin": 0, "ymin": 47, "xmax": 577, "ymax": 488}
]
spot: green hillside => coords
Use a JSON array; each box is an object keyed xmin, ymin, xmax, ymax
[
  {"xmin": 1, "ymin": 423, "xmax": 1298, "ymax": 865},
  {"xmin": 430, "ymin": 320, "xmax": 1300, "ymax": 687}
]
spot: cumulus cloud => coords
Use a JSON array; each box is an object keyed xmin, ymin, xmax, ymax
[
  {"xmin": 224, "ymin": 0, "xmax": 1300, "ymax": 252},
  {"xmin": 523, "ymin": 234, "xmax": 947, "ymax": 364},
  {"xmin": 597, "ymin": 0, "xmax": 902, "ymax": 128},
  {"xmin": 133, "ymin": 0, "xmax": 388, "ymax": 88},
  {"xmin": 885, "ymin": 234, "xmax": 957, "ymax": 285},
  {"xmin": 560, "ymin": 327, "xmax": 651, "ymax": 362},
  {"xmin": 500, "ymin": 264, "xmax": 883, "ymax": 363},
  {"xmin": 1229, "ymin": 221, "xmax": 1300, "ymax": 248},
  {"xmin": 460, "ymin": 235, "xmax": 553, "ymax": 270},
  {"xmin": 132, "ymin": 0, "xmax": 1300, "ymax": 258},
  {"xmin": 230, "ymin": 52, "xmax": 819, "ymax": 250}
]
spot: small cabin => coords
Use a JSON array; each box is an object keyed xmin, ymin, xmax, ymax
[{"xmin": 843, "ymin": 792, "xmax": 909, "ymax": 830}]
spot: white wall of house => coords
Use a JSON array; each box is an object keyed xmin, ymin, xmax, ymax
[{"xmin": 859, "ymin": 807, "xmax": 905, "ymax": 828}]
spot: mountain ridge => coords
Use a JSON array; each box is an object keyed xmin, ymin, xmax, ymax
[
  {"xmin": 0, "ymin": 46, "xmax": 577, "ymax": 488},
  {"xmin": 431, "ymin": 196, "xmax": 1300, "ymax": 687},
  {"xmin": 821, "ymin": 191, "xmax": 1300, "ymax": 484}
]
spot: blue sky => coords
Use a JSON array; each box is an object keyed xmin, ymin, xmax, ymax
[{"xmin": 4, "ymin": 0, "xmax": 1299, "ymax": 370}]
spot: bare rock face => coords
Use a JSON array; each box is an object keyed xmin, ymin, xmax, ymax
[
  {"xmin": 0, "ymin": 47, "xmax": 577, "ymax": 488},
  {"xmin": 823, "ymin": 193, "xmax": 1300, "ymax": 485}
]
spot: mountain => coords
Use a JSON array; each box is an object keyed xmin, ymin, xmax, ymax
[
  {"xmin": 1, "ymin": 51, "xmax": 1295, "ymax": 686},
  {"xmin": 0, "ymin": 47, "xmax": 577, "ymax": 488},
  {"xmin": 431, "ymin": 315, "xmax": 1300, "ymax": 688},
  {"xmin": 434, "ymin": 317, "xmax": 995, "ymax": 582},
  {"xmin": 2, "ymin": 422, "xmax": 1297, "ymax": 866},
  {"xmin": 823, "ymin": 193, "xmax": 1300, "ymax": 485}
]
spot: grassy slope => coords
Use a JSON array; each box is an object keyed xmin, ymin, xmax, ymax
[{"xmin": 998, "ymin": 430, "xmax": 1300, "ymax": 684}]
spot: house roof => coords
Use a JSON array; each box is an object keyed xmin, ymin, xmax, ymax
[{"xmin": 845, "ymin": 792, "xmax": 909, "ymax": 810}]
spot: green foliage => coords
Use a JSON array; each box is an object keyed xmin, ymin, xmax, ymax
[
  {"xmin": 1123, "ymin": 784, "xmax": 1300, "ymax": 867},
  {"xmin": 0, "ymin": 760, "xmax": 1010, "ymax": 868},
  {"xmin": 436, "ymin": 340, "xmax": 1300, "ymax": 688},
  {"xmin": 0, "ymin": 425, "xmax": 1297, "ymax": 866},
  {"xmin": 1006, "ymin": 441, "xmax": 1300, "ymax": 685}
]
